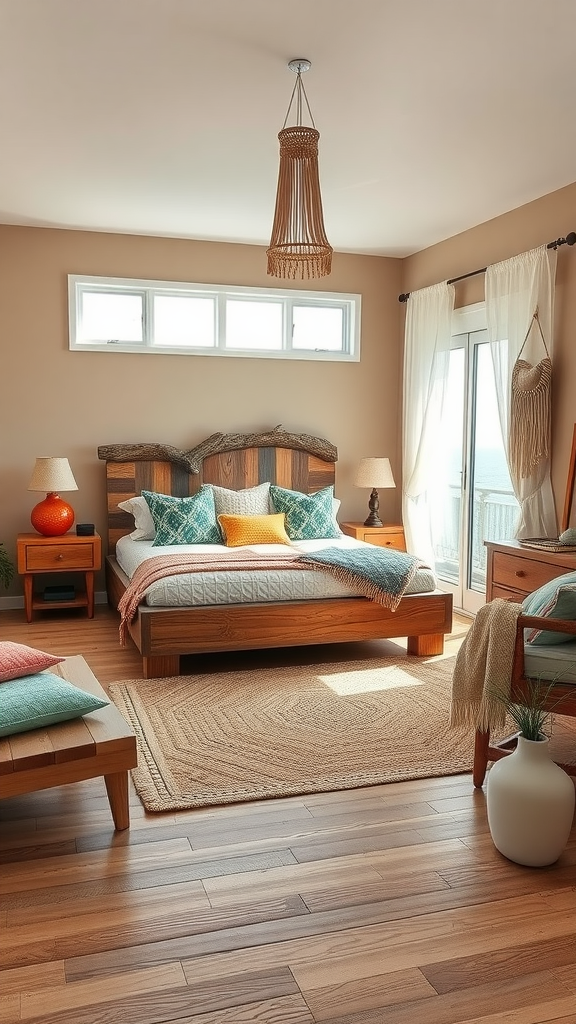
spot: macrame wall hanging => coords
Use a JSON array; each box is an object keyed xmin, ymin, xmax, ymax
[{"xmin": 509, "ymin": 309, "xmax": 552, "ymax": 480}]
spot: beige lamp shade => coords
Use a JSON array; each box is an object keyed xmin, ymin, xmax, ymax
[
  {"xmin": 28, "ymin": 457, "xmax": 78, "ymax": 493},
  {"xmin": 354, "ymin": 457, "xmax": 395, "ymax": 527},
  {"xmin": 354, "ymin": 457, "xmax": 395, "ymax": 490},
  {"xmin": 28, "ymin": 457, "xmax": 78, "ymax": 537}
]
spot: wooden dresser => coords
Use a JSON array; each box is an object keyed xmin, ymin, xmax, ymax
[{"xmin": 485, "ymin": 540, "xmax": 576, "ymax": 602}]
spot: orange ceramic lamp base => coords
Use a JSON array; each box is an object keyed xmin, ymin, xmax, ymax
[{"xmin": 30, "ymin": 492, "xmax": 75, "ymax": 536}]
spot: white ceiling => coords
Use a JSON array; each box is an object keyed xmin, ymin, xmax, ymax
[{"xmin": 1, "ymin": 0, "xmax": 575, "ymax": 257}]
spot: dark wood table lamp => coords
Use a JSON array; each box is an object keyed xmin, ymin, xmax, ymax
[{"xmin": 354, "ymin": 457, "xmax": 396, "ymax": 527}]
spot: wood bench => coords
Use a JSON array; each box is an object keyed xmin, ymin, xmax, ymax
[{"xmin": 0, "ymin": 655, "xmax": 137, "ymax": 829}]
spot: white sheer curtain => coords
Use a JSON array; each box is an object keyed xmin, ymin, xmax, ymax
[
  {"xmin": 486, "ymin": 245, "xmax": 558, "ymax": 538},
  {"xmin": 402, "ymin": 282, "xmax": 455, "ymax": 562}
]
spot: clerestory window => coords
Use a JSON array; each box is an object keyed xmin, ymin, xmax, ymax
[{"xmin": 68, "ymin": 275, "xmax": 361, "ymax": 362}]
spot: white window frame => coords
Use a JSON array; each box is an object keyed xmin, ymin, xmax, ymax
[{"xmin": 68, "ymin": 275, "xmax": 361, "ymax": 362}]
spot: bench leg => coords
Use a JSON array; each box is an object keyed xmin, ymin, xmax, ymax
[{"xmin": 104, "ymin": 771, "xmax": 130, "ymax": 830}]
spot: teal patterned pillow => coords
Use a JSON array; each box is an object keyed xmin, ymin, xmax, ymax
[
  {"xmin": 0, "ymin": 672, "xmax": 109, "ymax": 738},
  {"xmin": 269, "ymin": 485, "xmax": 341, "ymax": 541},
  {"xmin": 142, "ymin": 487, "xmax": 222, "ymax": 546}
]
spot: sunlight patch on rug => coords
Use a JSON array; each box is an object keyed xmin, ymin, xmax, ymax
[
  {"xmin": 319, "ymin": 665, "xmax": 425, "ymax": 695},
  {"xmin": 109, "ymin": 653, "xmax": 475, "ymax": 812}
]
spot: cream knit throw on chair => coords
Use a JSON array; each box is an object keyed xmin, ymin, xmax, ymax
[{"xmin": 450, "ymin": 598, "xmax": 522, "ymax": 732}]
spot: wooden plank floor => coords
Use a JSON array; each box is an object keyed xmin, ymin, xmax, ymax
[{"xmin": 1, "ymin": 606, "xmax": 575, "ymax": 1024}]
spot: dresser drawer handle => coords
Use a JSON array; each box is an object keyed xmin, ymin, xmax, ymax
[
  {"xmin": 515, "ymin": 569, "xmax": 526, "ymax": 577},
  {"xmin": 57, "ymin": 554, "xmax": 64, "ymax": 560}
]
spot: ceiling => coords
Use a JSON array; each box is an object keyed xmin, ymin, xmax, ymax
[{"xmin": 1, "ymin": 0, "xmax": 575, "ymax": 257}]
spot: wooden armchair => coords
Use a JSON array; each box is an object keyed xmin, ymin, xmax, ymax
[{"xmin": 473, "ymin": 613, "xmax": 576, "ymax": 787}]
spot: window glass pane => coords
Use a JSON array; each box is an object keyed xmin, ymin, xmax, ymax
[
  {"xmin": 79, "ymin": 292, "xmax": 143, "ymax": 343},
  {"xmin": 153, "ymin": 295, "xmax": 215, "ymax": 347},
  {"xmin": 292, "ymin": 306, "xmax": 343, "ymax": 350},
  {"xmin": 226, "ymin": 300, "xmax": 282, "ymax": 350}
]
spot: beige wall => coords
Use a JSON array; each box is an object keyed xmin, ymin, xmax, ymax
[
  {"xmin": 402, "ymin": 180, "xmax": 576, "ymax": 522},
  {"xmin": 0, "ymin": 228, "xmax": 403, "ymax": 597},
  {"xmin": 1, "ymin": 181, "xmax": 575, "ymax": 602}
]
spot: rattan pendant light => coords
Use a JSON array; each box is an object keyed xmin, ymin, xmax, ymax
[{"xmin": 267, "ymin": 59, "xmax": 332, "ymax": 280}]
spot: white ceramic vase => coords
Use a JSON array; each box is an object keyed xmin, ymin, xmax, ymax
[{"xmin": 487, "ymin": 736, "xmax": 575, "ymax": 867}]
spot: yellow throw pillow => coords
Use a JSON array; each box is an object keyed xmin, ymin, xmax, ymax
[{"xmin": 218, "ymin": 513, "xmax": 291, "ymax": 547}]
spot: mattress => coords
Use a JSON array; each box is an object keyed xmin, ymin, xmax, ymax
[{"xmin": 115, "ymin": 534, "xmax": 438, "ymax": 608}]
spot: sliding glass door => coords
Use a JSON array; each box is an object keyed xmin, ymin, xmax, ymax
[{"xmin": 428, "ymin": 305, "xmax": 519, "ymax": 614}]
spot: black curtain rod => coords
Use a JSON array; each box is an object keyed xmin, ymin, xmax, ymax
[{"xmin": 398, "ymin": 231, "xmax": 576, "ymax": 303}]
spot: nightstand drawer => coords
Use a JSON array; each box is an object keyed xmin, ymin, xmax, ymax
[
  {"xmin": 340, "ymin": 523, "xmax": 406, "ymax": 551},
  {"xmin": 492, "ymin": 551, "xmax": 568, "ymax": 596},
  {"xmin": 23, "ymin": 542, "xmax": 97, "ymax": 571},
  {"xmin": 490, "ymin": 584, "xmax": 527, "ymax": 603},
  {"xmin": 363, "ymin": 531, "xmax": 405, "ymax": 550}
]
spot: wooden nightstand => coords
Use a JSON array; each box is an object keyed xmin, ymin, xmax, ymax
[
  {"xmin": 17, "ymin": 532, "xmax": 102, "ymax": 622},
  {"xmin": 340, "ymin": 522, "xmax": 406, "ymax": 551}
]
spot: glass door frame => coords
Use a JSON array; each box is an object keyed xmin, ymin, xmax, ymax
[{"xmin": 442, "ymin": 302, "xmax": 489, "ymax": 616}]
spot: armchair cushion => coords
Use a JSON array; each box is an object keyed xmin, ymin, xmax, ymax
[
  {"xmin": 522, "ymin": 571, "xmax": 576, "ymax": 645},
  {"xmin": 524, "ymin": 639, "xmax": 576, "ymax": 684}
]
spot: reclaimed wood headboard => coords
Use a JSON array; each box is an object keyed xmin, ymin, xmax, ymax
[{"xmin": 97, "ymin": 427, "xmax": 338, "ymax": 552}]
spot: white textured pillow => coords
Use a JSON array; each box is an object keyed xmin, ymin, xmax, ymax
[
  {"xmin": 118, "ymin": 496, "xmax": 156, "ymax": 541},
  {"xmin": 210, "ymin": 482, "xmax": 271, "ymax": 517}
]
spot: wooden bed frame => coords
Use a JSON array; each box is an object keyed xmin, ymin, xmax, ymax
[{"xmin": 98, "ymin": 428, "xmax": 453, "ymax": 678}]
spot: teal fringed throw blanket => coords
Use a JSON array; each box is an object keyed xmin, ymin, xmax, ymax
[{"xmin": 296, "ymin": 546, "xmax": 427, "ymax": 611}]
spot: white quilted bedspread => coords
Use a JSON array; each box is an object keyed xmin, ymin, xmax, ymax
[{"xmin": 115, "ymin": 535, "xmax": 437, "ymax": 608}]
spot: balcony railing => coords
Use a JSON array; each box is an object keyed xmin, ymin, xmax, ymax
[{"xmin": 433, "ymin": 485, "xmax": 519, "ymax": 591}]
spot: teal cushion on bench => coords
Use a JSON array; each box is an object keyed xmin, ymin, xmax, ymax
[{"xmin": 0, "ymin": 671, "xmax": 109, "ymax": 737}]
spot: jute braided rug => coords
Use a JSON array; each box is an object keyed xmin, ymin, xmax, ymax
[{"xmin": 109, "ymin": 653, "xmax": 478, "ymax": 812}]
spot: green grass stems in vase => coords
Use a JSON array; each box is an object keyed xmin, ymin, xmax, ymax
[{"xmin": 491, "ymin": 677, "xmax": 567, "ymax": 741}]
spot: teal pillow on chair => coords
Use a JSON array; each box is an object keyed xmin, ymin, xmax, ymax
[
  {"xmin": 0, "ymin": 672, "xmax": 109, "ymax": 737},
  {"xmin": 522, "ymin": 571, "xmax": 576, "ymax": 645},
  {"xmin": 269, "ymin": 485, "xmax": 341, "ymax": 541},
  {"xmin": 142, "ymin": 487, "xmax": 222, "ymax": 546}
]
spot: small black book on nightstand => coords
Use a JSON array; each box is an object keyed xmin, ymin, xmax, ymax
[{"xmin": 43, "ymin": 585, "xmax": 76, "ymax": 602}]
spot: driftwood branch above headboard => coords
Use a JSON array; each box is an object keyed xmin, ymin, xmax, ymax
[{"xmin": 98, "ymin": 426, "xmax": 338, "ymax": 474}]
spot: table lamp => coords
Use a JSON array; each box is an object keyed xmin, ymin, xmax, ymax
[
  {"xmin": 28, "ymin": 457, "xmax": 78, "ymax": 536},
  {"xmin": 354, "ymin": 457, "xmax": 395, "ymax": 527}
]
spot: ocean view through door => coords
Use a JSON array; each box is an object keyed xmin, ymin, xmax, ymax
[{"xmin": 429, "ymin": 305, "xmax": 520, "ymax": 614}]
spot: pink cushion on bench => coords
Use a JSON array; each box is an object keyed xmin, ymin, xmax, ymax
[{"xmin": 0, "ymin": 641, "xmax": 65, "ymax": 682}]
